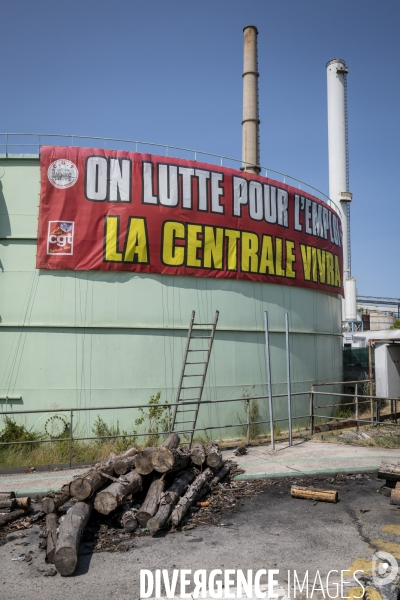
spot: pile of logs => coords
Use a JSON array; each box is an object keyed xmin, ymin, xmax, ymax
[
  {"xmin": 39, "ymin": 435, "xmax": 229, "ymax": 577},
  {"xmin": 378, "ymin": 461, "xmax": 400, "ymax": 505},
  {"xmin": 0, "ymin": 492, "xmax": 32, "ymax": 528}
]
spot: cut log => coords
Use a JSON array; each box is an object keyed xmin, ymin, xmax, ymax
[
  {"xmin": 0, "ymin": 507, "xmax": 32, "ymax": 528},
  {"xmin": 170, "ymin": 468, "xmax": 214, "ymax": 526},
  {"xmin": 120, "ymin": 506, "xmax": 138, "ymax": 532},
  {"xmin": 70, "ymin": 467, "xmax": 113, "ymax": 501},
  {"xmin": 378, "ymin": 462, "xmax": 400, "ymax": 482},
  {"xmin": 190, "ymin": 442, "xmax": 206, "ymax": 466},
  {"xmin": 0, "ymin": 492, "xmax": 16, "ymax": 500},
  {"xmin": 152, "ymin": 447, "xmax": 190, "ymax": 473},
  {"xmin": 94, "ymin": 470, "xmax": 143, "ymax": 515},
  {"xmin": 390, "ymin": 489, "xmax": 400, "ymax": 505},
  {"xmin": 291, "ymin": 485, "xmax": 338, "ymax": 503},
  {"xmin": 15, "ymin": 497, "xmax": 31, "ymax": 510},
  {"xmin": 147, "ymin": 470, "xmax": 195, "ymax": 535},
  {"xmin": 69, "ymin": 446, "xmax": 138, "ymax": 500},
  {"xmin": 45, "ymin": 512, "xmax": 58, "ymax": 564},
  {"xmin": 43, "ymin": 484, "xmax": 71, "ymax": 513},
  {"xmin": 161, "ymin": 432, "xmax": 180, "ymax": 449},
  {"xmin": 135, "ymin": 447, "xmax": 156, "ymax": 475},
  {"xmin": 197, "ymin": 462, "xmax": 231, "ymax": 499},
  {"xmin": 396, "ymin": 482, "xmax": 400, "ymax": 490},
  {"xmin": 53, "ymin": 501, "xmax": 92, "ymax": 576},
  {"xmin": 136, "ymin": 474, "xmax": 165, "ymax": 526},
  {"xmin": 205, "ymin": 442, "xmax": 223, "ymax": 469},
  {"xmin": 0, "ymin": 499, "xmax": 17, "ymax": 510},
  {"xmin": 113, "ymin": 455, "xmax": 137, "ymax": 476}
]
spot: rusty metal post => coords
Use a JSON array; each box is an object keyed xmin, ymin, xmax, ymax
[
  {"xmin": 246, "ymin": 398, "xmax": 250, "ymax": 446},
  {"xmin": 310, "ymin": 386, "xmax": 314, "ymax": 435},
  {"xmin": 69, "ymin": 410, "xmax": 73, "ymax": 468},
  {"xmin": 167, "ymin": 404, "xmax": 171, "ymax": 433},
  {"xmin": 355, "ymin": 383, "xmax": 359, "ymax": 433},
  {"xmin": 368, "ymin": 342, "xmax": 374, "ymax": 424},
  {"xmin": 264, "ymin": 311, "xmax": 275, "ymax": 451}
]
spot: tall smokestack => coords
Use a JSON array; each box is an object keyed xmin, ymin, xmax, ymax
[
  {"xmin": 326, "ymin": 58, "xmax": 352, "ymax": 281},
  {"xmin": 242, "ymin": 25, "xmax": 260, "ymax": 175}
]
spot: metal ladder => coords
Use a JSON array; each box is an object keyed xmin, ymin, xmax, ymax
[{"xmin": 171, "ymin": 310, "xmax": 219, "ymax": 446}]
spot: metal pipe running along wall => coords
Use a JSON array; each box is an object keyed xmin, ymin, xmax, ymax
[{"xmin": 242, "ymin": 25, "xmax": 260, "ymax": 175}]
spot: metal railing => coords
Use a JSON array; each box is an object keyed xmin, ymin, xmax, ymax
[
  {"xmin": 310, "ymin": 379, "xmax": 400, "ymax": 435},
  {"xmin": 0, "ymin": 391, "xmax": 310, "ymax": 467},
  {"xmin": 1, "ymin": 381, "xmax": 399, "ymax": 468},
  {"xmin": 0, "ymin": 132, "xmax": 343, "ymax": 219}
]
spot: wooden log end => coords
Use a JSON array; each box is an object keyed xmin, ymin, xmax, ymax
[
  {"xmin": 53, "ymin": 547, "xmax": 77, "ymax": 577},
  {"xmin": 42, "ymin": 498, "xmax": 56, "ymax": 514},
  {"xmin": 206, "ymin": 455, "xmax": 223, "ymax": 469},
  {"xmin": 152, "ymin": 447, "xmax": 174, "ymax": 473},
  {"xmin": 69, "ymin": 479, "xmax": 92, "ymax": 501},
  {"xmin": 147, "ymin": 517, "xmax": 160, "ymax": 535},
  {"xmin": 94, "ymin": 492, "xmax": 118, "ymax": 515},
  {"xmin": 136, "ymin": 511, "xmax": 152, "ymax": 527}
]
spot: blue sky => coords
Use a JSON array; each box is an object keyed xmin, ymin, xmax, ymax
[{"xmin": 2, "ymin": 0, "xmax": 399, "ymax": 298}]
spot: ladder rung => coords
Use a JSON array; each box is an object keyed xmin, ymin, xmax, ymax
[
  {"xmin": 190, "ymin": 336, "xmax": 212, "ymax": 339},
  {"xmin": 187, "ymin": 349, "xmax": 208, "ymax": 352},
  {"xmin": 177, "ymin": 397, "xmax": 199, "ymax": 401},
  {"xmin": 176, "ymin": 409, "xmax": 197, "ymax": 413},
  {"xmin": 193, "ymin": 323, "xmax": 215, "ymax": 326},
  {"xmin": 180, "ymin": 386, "xmax": 201, "ymax": 389},
  {"xmin": 183, "ymin": 374, "xmax": 203, "ymax": 377},
  {"xmin": 174, "ymin": 420, "xmax": 195, "ymax": 425},
  {"xmin": 186, "ymin": 362, "xmax": 207, "ymax": 364}
]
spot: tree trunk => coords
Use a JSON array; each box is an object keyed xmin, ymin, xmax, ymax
[
  {"xmin": 113, "ymin": 455, "xmax": 137, "ymax": 476},
  {"xmin": 69, "ymin": 446, "xmax": 137, "ymax": 500},
  {"xmin": 53, "ymin": 501, "xmax": 92, "ymax": 576},
  {"xmin": 94, "ymin": 470, "xmax": 143, "ymax": 515},
  {"xmin": 0, "ymin": 492, "xmax": 16, "ymax": 501},
  {"xmin": 147, "ymin": 470, "xmax": 195, "ymax": 535},
  {"xmin": 161, "ymin": 432, "xmax": 180, "ymax": 448},
  {"xmin": 197, "ymin": 463, "xmax": 231, "ymax": 499},
  {"xmin": 120, "ymin": 506, "xmax": 138, "ymax": 532},
  {"xmin": 291, "ymin": 485, "xmax": 338, "ymax": 503},
  {"xmin": 0, "ymin": 499, "xmax": 17, "ymax": 510},
  {"xmin": 378, "ymin": 462, "xmax": 400, "ymax": 482},
  {"xmin": 0, "ymin": 507, "xmax": 32, "ymax": 528},
  {"xmin": 190, "ymin": 442, "xmax": 206, "ymax": 466},
  {"xmin": 170, "ymin": 468, "xmax": 214, "ymax": 526},
  {"xmin": 42, "ymin": 484, "xmax": 71, "ymax": 514},
  {"xmin": 135, "ymin": 447, "xmax": 156, "ymax": 475},
  {"xmin": 46, "ymin": 512, "xmax": 58, "ymax": 564},
  {"xmin": 136, "ymin": 475, "xmax": 165, "ymax": 527},
  {"xmin": 152, "ymin": 447, "xmax": 190, "ymax": 473},
  {"xmin": 205, "ymin": 442, "xmax": 223, "ymax": 469}
]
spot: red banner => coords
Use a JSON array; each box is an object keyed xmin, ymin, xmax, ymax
[{"xmin": 36, "ymin": 146, "xmax": 343, "ymax": 295}]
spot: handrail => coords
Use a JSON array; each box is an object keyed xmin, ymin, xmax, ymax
[{"xmin": 0, "ymin": 132, "xmax": 343, "ymax": 218}]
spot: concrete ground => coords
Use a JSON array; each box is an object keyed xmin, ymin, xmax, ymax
[
  {"xmin": 0, "ymin": 440, "xmax": 399, "ymax": 494},
  {"xmin": 1, "ymin": 441, "xmax": 400, "ymax": 600}
]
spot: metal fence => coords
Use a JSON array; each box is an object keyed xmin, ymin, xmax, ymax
[
  {"xmin": 1, "ymin": 382, "xmax": 399, "ymax": 467},
  {"xmin": 0, "ymin": 132, "xmax": 343, "ymax": 219},
  {"xmin": 0, "ymin": 391, "xmax": 310, "ymax": 467}
]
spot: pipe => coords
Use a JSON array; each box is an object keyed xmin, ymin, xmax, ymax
[{"xmin": 242, "ymin": 25, "xmax": 260, "ymax": 174}]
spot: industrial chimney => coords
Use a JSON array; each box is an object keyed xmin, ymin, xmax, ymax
[
  {"xmin": 326, "ymin": 58, "xmax": 352, "ymax": 281},
  {"xmin": 242, "ymin": 25, "xmax": 260, "ymax": 174},
  {"xmin": 326, "ymin": 59, "xmax": 358, "ymax": 329}
]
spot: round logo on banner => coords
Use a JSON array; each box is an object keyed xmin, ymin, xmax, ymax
[{"xmin": 48, "ymin": 159, "xmax": 78, "ymax": 189}]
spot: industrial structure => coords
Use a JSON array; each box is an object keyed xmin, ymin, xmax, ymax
[{"xmin": 0, "ymin": 28, "xmax": 346, "ymax": 440}]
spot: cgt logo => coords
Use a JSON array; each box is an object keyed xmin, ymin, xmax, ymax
[{"xmin": 47, "ymin": 221, "xmax": 74, "ymax": 255}]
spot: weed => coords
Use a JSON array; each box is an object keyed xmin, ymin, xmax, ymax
[{"xmin": 134, "ymin": 392, "xmax": 169, "ymax": 447}]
